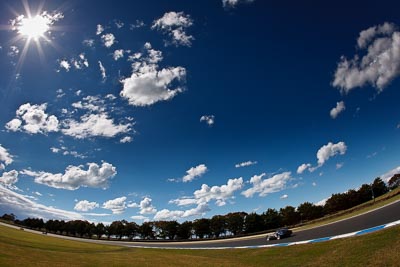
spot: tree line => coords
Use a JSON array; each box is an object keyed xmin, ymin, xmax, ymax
[{"xmin": 1, "ymin": 175, "xmax": 399, "ymax": 241}]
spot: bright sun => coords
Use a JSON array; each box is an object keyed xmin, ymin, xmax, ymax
[{"xmin": 17, "ymin": 15, "xmax": 50, "ymax": 40}]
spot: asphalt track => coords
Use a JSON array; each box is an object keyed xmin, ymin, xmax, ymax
[{"xmin": 2, "ymin": 199, "xmax": 400, "ymax": 249}]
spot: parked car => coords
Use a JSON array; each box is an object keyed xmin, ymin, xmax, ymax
[{"xmin": 266, "ymin": 228, "xmax": 292, "ymax": 241}]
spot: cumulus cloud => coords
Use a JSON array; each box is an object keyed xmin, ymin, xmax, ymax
[
  {"xmin": 6, "ymin": 103, "xmax": 59, "ymax": 134},
  {"xmin": 120, "ymin": 42, "xmax": 186, "ymax": 106},
  {"xmin": 298, "ymin": 141, "xmax": 347, "ymax": 173},
  {"xmin": 316, "ymin": 141, "xmax": 347, "ymax": 166},
  {"xmin": 235, "ymin": 161, "xmax": 257, "ymax": 168},
  {"xmin": 0, "ymin": 184, "xmax": 83, "ymax": 221},
  {"xmin": 62, "ymin": 113, "xmax": 131, "ymax": 139},
  {"xmin": 153, "ymin": 203, "xmax": 210, "ymax": 221},
  {"xmin": 120, "ymin": 136, "xmax": 132, "ymax": 143},
  {"xmin": 297, "ymin": 163, "xmax": 312, "ymax": 174},
  {"xmin": 102, "ymin": 196, "xmax": 126, "ymax": 214},
  {"xmin": 101, "ymin": 33, "xmax": 116, "ymax": 48},
  {"xmin": 59, "ymin": 60, "xmax": 71, "ymax": 71},
  {"xmin": 280, "ymin": 194, "xmax": 288, "ymax": 199},
  {"xmin": 22, "ymin": 162, "xmax": 117, "ymax": 190},
  {"xmin": 152, "ymin": 11, "xmax": 194, "ymax": 47},
  {"xmin": 200, "ymin": 115, "xmax": 215, "ymax": 126},
  {"xmin": 113, "ymin": 49, "xmax": 125, "ymax": 60},
  {"xmin": 138, "ymin": 197, "xmax": 157, "ymax": 215},
  {"xmin": 332, "ymin": 22, "xmax": 400, "ymax": 93},
  {"xmin": 74, "ymin": 200, "xmax": 99, "ymax": 212},
  {"xmin": 330, "ymin": 101, "xmax": 346, "ymax": 119},
  {"xmin": 222, "ymin": 0, "xmax": 255, "ymax": 8},
  {"xmin": 0, "ymin": 145, "xmax": 13, "ymax": 169},
  {"xmin": 83, "ymin": 39, "xmax": 95, "ymax": 47},
  {"xmin": 171, "ymin": 178, "xmax": 243, "ymax": 209},
  {"xmin": 241, "ymin": 172, "xmax": 292, "ymax": 198},
  {"xmin": 182, "ymin": 164, "xmax": 208, "ymax": 182},
  {"xmin": 0, "ymin": 170, "xmax": 18, "ymax": 187}
]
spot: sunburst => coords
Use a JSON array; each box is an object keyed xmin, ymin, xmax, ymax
[{"xmin": 6, "ymin": 1, "xmax": 64, "ymax": 72}]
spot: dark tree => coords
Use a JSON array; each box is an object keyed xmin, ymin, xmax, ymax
[
  {"xmin": 93, "ymin": 223, "xmax": 105, "ymax": 239},
  {"xmin": 176, "ymin": 221, "xmax": 192, "ymax": 240},
  {"xmin": 192, "ymin": 218, "xmax": 211, "ymax": 239},
  {"xmin": 279, "ymin": 206, "xmax": 300, "ymax": 226},
  {"xmin": 225, "ymin": 212, "xmax": 246, "ymax": 236},
  {"xmin": 244, "ymin": 213, "xmax": 264, "ymax": 233},
  {"xmin": 139, "ymin": 222, "xmax": 155, "ymax": 239},
  {"xmin": 388, "ymin": 173, "xmax": 400, "ymax": 189},
  {"xmin": 371, "ymin": 177, "xmax": 388, "ymax": 197},
  {"xmin": 210, "ymin": 215, "xmax": 226, "ymax": 238},
  {"xmin": 1, "ymin": 213, "xmax": 16, "ymax": 222},
  {"xmin": 297, "ymin": 202, "xmax": 324, "ymax": 222},
  {"xmin": 262, "ymin": 208, "xmax": 281, "ymax": 230},
  {"xmin": 109, "ymin": 220, "xmax": 125, "ymax": 240},
  {"xmin": 125, "ymin": 221, "xmax": 139, "ymax": 240}
]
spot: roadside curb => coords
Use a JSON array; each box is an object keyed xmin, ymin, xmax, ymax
[{"xmin": 127, "ymin": 219, "xmax": 400, "ymax": 249}]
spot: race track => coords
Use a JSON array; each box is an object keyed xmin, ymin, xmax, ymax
[{"xmin": 2, "ymin": 199, "xmax": 400, "ymax": 249}]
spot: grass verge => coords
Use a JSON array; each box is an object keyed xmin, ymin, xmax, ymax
[{"xmin": 0, "ymin": 223, "xmax": 399, "ymax": 266}]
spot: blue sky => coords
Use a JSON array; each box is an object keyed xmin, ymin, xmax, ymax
[{"xmin": 0, "ymin": 0, "xmax": 399, "ymax": 223}]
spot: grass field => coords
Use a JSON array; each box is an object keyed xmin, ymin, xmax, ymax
[
  {"xmin": 1, "ymin": 188, "xmax": 399, "ymax": 266},
  {"xmin": 0, "ymin": 222, "xmax": 399, "ymax": 266}
]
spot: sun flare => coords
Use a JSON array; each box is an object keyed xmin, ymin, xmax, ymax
[{"xmin": 17, "ymin": 15, "xmax": 50, "ymax": 40}]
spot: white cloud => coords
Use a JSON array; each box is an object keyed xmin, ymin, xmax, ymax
[
  {"xmin": 200, "ymin": 115, "xmax": 215, "ymax": 126},
  {"xmin": 59, "ymin": 60, "xmax": 71, "ymax": 71},
  {"xmin": 101, "ymin": 33, "xmax": 116, "ymax": 48},
  {"xmin": 74, "ymin": 200, "xmax": 99, "ymax": 212},
  {"xmin": 312, "ymin": 182, "xmax": 317, "ymax": 187},
  {"xmin": 8, "ymin": 46, "xmax": 19, "ymax": 57},
  {"xmin": 241, "ymin": 172, "xmax": 292, "ymax": 198},
  {"xmin": 120, "ymin": 43, "xmax": 186, "ymax": 106},
  {"xmin": 336, "ymin": 162, "xmax": 344, "ymax": 169},
  {"xmin": 170, "ymin": 178, "xmax": 243, "ymax": 208},
  {"xmin": 280, "ymin": 194, "xmax": 288, "ymax": 199},
  {"xmin": 316, "ymin": 141, "xmax": 347, "ymax": 166},
  {"xmin": 0, "ymin": 170, "xmax": 18, "ymax": 187},
  {"xmin": 0, "ymin": 145, "xmax": 13, "ymax": 168},
  {"xmin": 330, "ymin": 101, "xmax": 346, "ymax": 119},
  {"xmin": 152, "ymin": 11, "xmax": 194, "ymax": 47},
  {"xmin": 153, "ymin": 203, "xmax": 210, "ymax": 221},
  {"xmin": 71, "ymin": 53, "xmax": 89, "ymax": 69},
  {"xmin": 120, "ymin": 136, "xmax": 132, "ymax": 143},
  {"xmin": 50, "ymin": 146, "xmax": 86, "ymax": 159},
  {"xmin": 222, "ymin": 0, "xmax": 255, "ymax": 8},
  {"xmin": 235, "ymin": 161, "xmax": 257, "ymax": 168},
  {"xmin": 0, "ymin": 184, "xmax": 83, "ymax": 221},
  {"xmin": 193, "ymin": 178, "xmax": 243, "ymax": 205},
  {"xmin": 130, "ymin": 20, "xmax": 145, "ymax": 29},
  {"xmin": 83, "ymin": 39, "xmax": 95, "ymax": 47},
  {"xmin": 138, "ymin": 197, "xmax": 157, "ymax": 215},
  {"xmin": 62, "ymin": 113, "xmax": 131, "ymax": 139},
  {"xmin": 298, "ymin": 141, "xmax": 347, "ymax": 173},
  {"xmin": 297, "ymin": 163, "xmax": 312, "ymax": 174},
  {"xmin": 102, "ymin": 196, "xmax": 126, "ymax": 214},
  {"xmin": 6, "ymin": 103, "xmax": 59, "ymax": 134},
  {"xmin": 98, "ymin": 61, "xmax": 107, "ymax": 81},
  {"xmin": 182, "ymin": 164, "xmax": 208, "ymax": 182},
  {"xmin": 130, "ymin": 215, "xmax": 148, "ymax": 221},
  {"xmin": 113, "ymin": 49, "xmax": 125, "ymax": 60},
  {"xmin": 315, "ymin": 197, "xmax": 328, "ymax": 206},
  {"xmin": 72, "ymin": 95, "xmax": 106, "ymax": 112},
  {"xmin": 96, "ymin": 24, "xmax": 104, "ymax": 35},
  {"xmin": 22, "ymin": 162, "xmax": 117, "ymax": 190},
  {"xmin": 333, "ymin": 22, "xmax": 400, "ymax": 93},
  {"xmin": 381, "ymin": 165, "xmax": 400, "ymax": 182}
]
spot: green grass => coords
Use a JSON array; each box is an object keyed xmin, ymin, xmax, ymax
[{"xmin": 0, "ymin": 223, "xmax": 399, "ymax": 266}]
